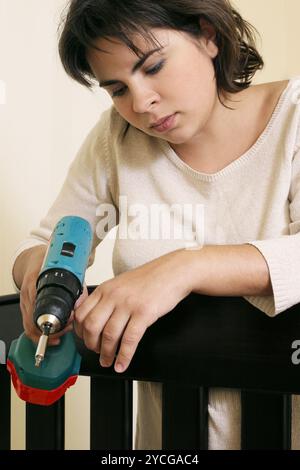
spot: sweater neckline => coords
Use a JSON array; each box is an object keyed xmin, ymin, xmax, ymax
[{"xmin": 160, "ymin": 77, "xmax": 296, "ymax": 182}]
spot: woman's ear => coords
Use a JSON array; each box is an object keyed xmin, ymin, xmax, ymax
[{"xmin": 199, "ymin": 18, "xmax": 218, "ymax": 59}]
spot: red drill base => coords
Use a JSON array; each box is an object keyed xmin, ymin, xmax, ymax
[{"xmin": 7, "ymin": 359, "xmax": 78, "ymax": 406}]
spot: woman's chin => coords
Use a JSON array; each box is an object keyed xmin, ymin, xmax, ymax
[
  {"xmin": 141, "ymin": 124, "xmax": 193, "ymax": 146},
  {"xmin": 164, "ymin": 131, "xmax": 194, "ymax": 146}
]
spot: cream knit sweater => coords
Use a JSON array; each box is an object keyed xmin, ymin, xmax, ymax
[{"xmin": 12, "ymin": 76, "xmax": 300, "ymax": 449}]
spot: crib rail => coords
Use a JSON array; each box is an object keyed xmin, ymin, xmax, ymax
[{"xmin": 1, "ymin": 290, "xmax": 299, "ymax": 450}]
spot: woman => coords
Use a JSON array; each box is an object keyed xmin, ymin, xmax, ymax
[{"xmin": 12, "ymin": 0, "xmax": 300, "ymax": 449}]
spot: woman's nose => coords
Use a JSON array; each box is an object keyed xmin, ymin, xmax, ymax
[{"xmin": 132, "ymin": 88, "xmax": 160, "ymax": 114}]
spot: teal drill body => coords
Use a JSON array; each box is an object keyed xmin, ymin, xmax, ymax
[{"xmin": 7, "ymin": 215, "xmax": 93, "ymax": 405}]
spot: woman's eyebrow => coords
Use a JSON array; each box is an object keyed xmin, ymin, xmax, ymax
[{"xmin": 99, "ymin": 47, "xmax": 163, "ymax": 88}]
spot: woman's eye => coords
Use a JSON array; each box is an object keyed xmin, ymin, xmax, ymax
[
  {"xmin": 112, "ymin": 86, "xmax": 127, "ymax": 98},
  {"xmin": 110, "ymin": 60, "xmax": 165, "ymax": 98},
  {"xmin": 146, "ymin": 60, "xmax": 165, "ymax": 75}
]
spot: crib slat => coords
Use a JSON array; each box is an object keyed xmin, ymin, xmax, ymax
[
  {"xmin": 283, "ymin": 394, "xmax": 292, "ymax": 449},
  {"xmin": 241, "ymin": 391, "xmax": 291, "ymax": 449},
  {"xmin": 162, "ymin": 384, "xmax": 208, "ymax": 449},
  {"xmin": 0, "ymin": 366, "xmax": 11, "ymax": 450},
  {"xmin": 90, "ymin": 377, "xmax": 133, "ymax": 450},
  {"xmin": 26, "ymin": 398, "xmax": 65, "ymax": 450}
]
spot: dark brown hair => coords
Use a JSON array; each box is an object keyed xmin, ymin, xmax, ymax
[{"xmin": 58, "ymin": 0, "xmax": 264, "ymax": 99}]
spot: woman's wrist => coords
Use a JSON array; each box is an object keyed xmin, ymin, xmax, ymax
[
  {"xmin": 181, "ymin": 244, "xmax": 272, "ymax": 297},
  {"xmin": 180, "ymin": 245, "xmax": 208, "ymax": 294}
]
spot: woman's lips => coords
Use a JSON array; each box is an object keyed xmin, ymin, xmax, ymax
[{"xmin": 151, "ymin": 114, "xmax": 177, "ymax": 133}]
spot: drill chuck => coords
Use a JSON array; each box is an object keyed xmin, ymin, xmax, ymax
[{"xmin": 34, "ymin": 268, "xmax": 82, "ymax": 332}]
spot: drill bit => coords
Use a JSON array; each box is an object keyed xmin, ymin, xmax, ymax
[{"xmin": 35, "ymin": 323, "xmax": 52, "ymax": 367}]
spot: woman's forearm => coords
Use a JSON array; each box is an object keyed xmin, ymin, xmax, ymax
[{"xmin": 184, "ymin": 244, "xmax": 273, "ymax": 297}]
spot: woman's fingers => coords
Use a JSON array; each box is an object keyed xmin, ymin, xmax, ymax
[
  {"xmin": 99, "ymin": 309, "xmax": 130, "ymax": 367},
  {"xmin": 114, "ymin": 316, "xmax": 148, "ymax": 373},
  {"xmin": 20, "ymin": 287, "xmax": 41, "ymax": 342},
  {"xmin": 80, "ymin": 298, "xmax": 115, "ymax": 351},
  {"xmin": 74, "ymin": 287, "xmax": 103, "ymax": 338},
  {"xmin": 75, "ymin": 284, "xmax": 89, "ymax": 309}
]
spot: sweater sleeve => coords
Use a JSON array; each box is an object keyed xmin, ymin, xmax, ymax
[
  {"xmin": 247, "ymin": 144, "xmax": 300, "ymax": 316},
  {"xmin": 12, "ymin": 108, "xmax": 118, "ymax": 291}
]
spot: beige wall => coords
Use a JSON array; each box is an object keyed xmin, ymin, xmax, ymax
[
  {"xmin": 233, "ymin": 0, "xmax": 300, "ymax": 82},
  {"xmin": 0, "ymin": 0, "xmax": 114, "ymax": 298},
  {"xmin": 1, "ymin": 0, "xmax": 299, "ymax": 450}
]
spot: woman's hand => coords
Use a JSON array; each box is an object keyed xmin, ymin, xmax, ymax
[{"xmin": 74, "ymin": 249, "xmax": 194, "ymax": 373}]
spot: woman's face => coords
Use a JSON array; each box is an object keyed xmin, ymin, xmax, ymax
[{"xmin": 87, "ymin": 27, "xmax": 219, "ymax": 146}]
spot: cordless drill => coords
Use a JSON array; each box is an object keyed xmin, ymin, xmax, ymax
[{"xmin": 7, "ymin": 216, "xmax": 93, "ymax": 405}]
